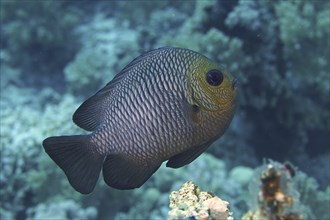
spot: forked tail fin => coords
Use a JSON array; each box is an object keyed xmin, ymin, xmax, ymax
[{"xmin": 42, "ymin": 135, "xmax": 104, "ymax": 194}]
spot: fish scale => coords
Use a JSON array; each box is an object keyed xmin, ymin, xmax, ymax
[
  {"xmin": 42, "ymin": 47, "xmax": 237, "ymax": 194},
  {"xmin": 108, "ymin": 76, "xmax": 186, "ymax": 157}
]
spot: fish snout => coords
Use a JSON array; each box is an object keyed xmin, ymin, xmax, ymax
[{"xmin": 232, "ymin": 78, "xmax": 239, "ymax": 90}]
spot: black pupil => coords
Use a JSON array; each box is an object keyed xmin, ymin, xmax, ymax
[{"xmin": 206, "ymin": 69, "xmax": 223, "ymax": 86}]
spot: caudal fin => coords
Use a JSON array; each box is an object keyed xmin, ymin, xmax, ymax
[{"xmin": 42, "ymin": 135, "xmax": 104, "ymax": 194}]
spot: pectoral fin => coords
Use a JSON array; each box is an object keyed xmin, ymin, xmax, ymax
[{"xmin": 166, "ymin": 141, "xmax": 212, "ymax": 168}]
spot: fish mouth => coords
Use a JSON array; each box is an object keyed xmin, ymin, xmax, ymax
[{"xmin": 232, "ymin": 78, "xmax": 239, "ymax": 91}]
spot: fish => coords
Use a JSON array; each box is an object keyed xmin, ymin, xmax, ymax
[{"xmin": 42, "ymin": 47, "xmax": 238, "ymax": 194}]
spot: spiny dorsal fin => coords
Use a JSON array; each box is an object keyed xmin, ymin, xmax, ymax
[
  {"xmin": 96, "ymin": 47, "xmax": 172, "ymax": 96},
  {"xmin": 73, "ymin": 47, "xmax": 172, "ymax": 131}
]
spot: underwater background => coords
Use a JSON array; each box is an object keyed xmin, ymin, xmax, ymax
[{"xmin": 0, "ymin": 0, "xmax": 329, "ymax": 219}]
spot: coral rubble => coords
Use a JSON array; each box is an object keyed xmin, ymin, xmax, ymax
[{"xmin": 168, "ymin": 181, "xmax": 233, "ymax": 220}]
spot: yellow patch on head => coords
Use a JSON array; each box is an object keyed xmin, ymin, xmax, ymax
[{"xmin": 188, "ymin": 57, "xmax": 237, "ymax": 112}]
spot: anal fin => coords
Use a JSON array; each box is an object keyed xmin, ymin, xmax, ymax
[{"xmin": 102, "ymin": 154, "xmax": 161, "ymax": 190}]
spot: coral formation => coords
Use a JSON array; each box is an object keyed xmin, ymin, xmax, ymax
[
  {"xmin": 293, "ymin": 172, "xmax": 330, "ymax": 220},
  {"xmin": 0, "ymin": 84, "xmax": 82, "ymax": 219},
  {"xmin": 243, "ymin": 160, "xmax": 330, "ymax": 220},
  {"xmin": 243, "ymin": 160, "xmax": 303, "ymax": 220},
  {"xmin": 111, "ymin": 153, "xmax": 247, "ymax": 219},
  {"xmin": 27, "ymin": 200, "xmax": 97, "ymax": 220},
  {"xmin": 229, "ymin": 166, "xmax": 254, "ymax": 187},
  {"xmin": 168, "ymin": 181, "xmax": 233, "ymax": 220},
  {"xmin": 0, "ymin": 0, "xmax": 81, "ymax": 87},
  {"xmin": 64, "ymin": 14, "xmax": 140, "ymax": 96}
]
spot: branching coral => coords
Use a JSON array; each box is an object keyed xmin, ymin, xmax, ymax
[
  {"xmin": 1, "ymin": 0, "xmax": 81, "ymax": 87},
  {"xmin": 0, "ymin": 85, "xmax": 84, "ymax": 219},
  {"xmin": 274, "ymin": 0, "xmax": 330, "ymax": 129}
]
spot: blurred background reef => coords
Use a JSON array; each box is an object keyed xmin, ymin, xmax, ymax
[{"xmin": 0, "ymin": 0, "xmax": 329, "ymax": 219}]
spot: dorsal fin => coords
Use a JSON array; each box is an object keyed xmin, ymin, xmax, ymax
[
  {"xmin": 96, "ymin": 47, "xmax": 172, "ymax": 96},
  {"xmin": 72, "ymin": 93, "xmax": 108, "ymax": 131},
  {"xmin": 73, "ymin": 47, "xmax": 172, "ymax": 131}
]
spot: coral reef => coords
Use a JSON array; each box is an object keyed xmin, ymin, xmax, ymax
[
  {"xmin": 0, "ymin": 84, "xmax": 83, "ymax": 219},
  {"xmin": 64, "ymin": 14, "xmax": 140, "ymax": 96},
  {"xmin": 168, "ymin": 181, "xmax": 233, "ymax": 220},
  {"xmin": 0, "ymin": 0, "xmax": 329, "ymax": 219},
  {"xmin": 0, "ymin": 0, "xmax": 81, "ymax": 88},
  {"xmin": 27, "ymin": 200, "xmax": 97, "ymax": 220},
  {"xmin": 293, "ymin": 172, "xmax": 330, "ymax": 220}
]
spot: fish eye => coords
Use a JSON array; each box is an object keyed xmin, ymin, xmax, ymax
[{"xmin": 206, "ymin": 69, "xmax": 224, "ymax": 86}]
